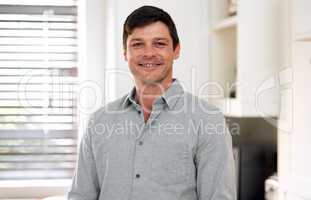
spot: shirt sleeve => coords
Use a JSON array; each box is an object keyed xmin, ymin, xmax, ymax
[
  {"xmin": 195, "ymin": 111, "xmax": 237, "ymax": 200},
  {"xmin": 68, "ymin": 116, "xmax": 100, "ymax": 200}
]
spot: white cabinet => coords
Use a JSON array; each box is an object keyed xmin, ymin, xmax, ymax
[
  {"xmin": 209, "ymin": 0, "xmax": 281, "ymax": 117},
  {"xmin": 281, "ymin": 42, "xmax": 311, "ymax": 200},
  {"xmin": 291, "ymin": 42, "xmax": 311, "ymax": 179},
  {"xmin": 278, "ymin": 0, "xmax": 311, "ymax": 199},
  {"xmin": 292, "ymin": 0, "xmax": 311, "ymax": 41}
]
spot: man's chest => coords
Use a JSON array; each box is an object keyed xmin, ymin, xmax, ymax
[{"xmin": 91, "ymin": 113, "xmax": 198, "ymax": 187}]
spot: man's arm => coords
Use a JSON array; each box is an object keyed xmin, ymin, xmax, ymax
[
  {"xmin": 195, "ymin": 111, "xmax": 236, "ymax": 200},
  {"xmin": 68, "ymin": 118, "xmax": 100, "ymax": 200}
]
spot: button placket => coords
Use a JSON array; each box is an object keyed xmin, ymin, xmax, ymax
[
  {"xmin": 146, "ymin": 104, "xmax": 163, "ymax": 127},
  {"xmin": 131, "ymin": 100, "xmax": 163, "ymax": 197},
  {"xmin": 132, "ymin": 122, "xmax": 148, "ymax": 183}
]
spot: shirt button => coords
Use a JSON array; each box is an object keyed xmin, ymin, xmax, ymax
[
  {"xmin": 135, "ymin": 174, "xmax": 140, "ymax": 178},
  {"xmin": 138, "ymin": 141, "xmax": 143, "ymax": 146}
]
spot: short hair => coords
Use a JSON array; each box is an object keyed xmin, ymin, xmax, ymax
[{"xmin": 123, "ymin": 5, "xmax": 180, "ymax": 50}]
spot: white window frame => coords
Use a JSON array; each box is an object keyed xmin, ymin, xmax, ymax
[{"xmin": 0, "ymin": 0, "xmax": 84, "ymax": 198}]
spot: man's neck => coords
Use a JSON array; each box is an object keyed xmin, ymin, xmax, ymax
[{"xmin": 134, "ymin": 78, "xmax": 173, "ymax": 122}]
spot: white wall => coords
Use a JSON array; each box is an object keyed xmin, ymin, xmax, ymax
[
  {"xmin": 105, "ymin": 0, "xmax": 211, "ymax": 99},
  {"xmin": 78, "ymin": 0, "xmax": 108, "ymax": 117}
]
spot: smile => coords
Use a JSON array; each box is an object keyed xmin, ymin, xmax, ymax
[{"xmin": 139, "ymin": 63, "xmax": 162, "ymax": 68}]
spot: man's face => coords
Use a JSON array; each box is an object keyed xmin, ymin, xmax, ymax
[{"xmin": 124, "ymin": 21, "xmax": 180, "ymax": 85}]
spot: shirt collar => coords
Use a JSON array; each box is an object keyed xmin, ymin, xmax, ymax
[{"xmin": 122, "ymin": 78, "xmax": 184, "ymax": 110}]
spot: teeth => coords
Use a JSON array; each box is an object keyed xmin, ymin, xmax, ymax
[{"xmin": 142, "ymin": 63, "xmax": 158, "ymax": 68}]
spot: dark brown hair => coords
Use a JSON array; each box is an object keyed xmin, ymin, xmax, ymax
[{"xmin": 123, "ymin": 5, "xmax": 180, "ymax": 50}]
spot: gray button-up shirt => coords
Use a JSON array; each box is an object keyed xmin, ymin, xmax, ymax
[{"xmin": 68, "ymin": 79, "xmax": 236, "ymax": 200}]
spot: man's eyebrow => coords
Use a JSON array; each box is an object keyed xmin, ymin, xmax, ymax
[
  {"xmin": 153, "ymin": 37, "xmax": 169, "ymax": 41},
  {"xmin": 129, "ymin": 38, "xmax": 143, "ymax": 42},
  {"xmin": 129, "ymin": 37, "xmax": 169, "ymax": 42}
]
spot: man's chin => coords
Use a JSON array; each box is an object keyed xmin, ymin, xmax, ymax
[
  {"xmin": 141, "ymin": 78, "xmax": 162, "ymax": 85},
  {"xmin": 139, "ymin": 76, "xmax": 166, "ymax": 85}
]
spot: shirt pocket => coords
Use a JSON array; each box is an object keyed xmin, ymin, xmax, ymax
[{"xmin": 150, "ymin": 142, "xmax": 191, "ymax": 186}]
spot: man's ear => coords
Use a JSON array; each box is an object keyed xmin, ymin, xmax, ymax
[
  {"xmin": 123, "ymin": 48, "xmax": 128, "ymax": 61},
  {"xmin": 123, "ymin": 48, "xmax": 127, "ymax": 61},
  {"xmin": 173, "ymin": 43, "xmax": 180, "ymax": 60}
]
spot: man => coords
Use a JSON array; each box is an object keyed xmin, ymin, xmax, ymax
[{"xmin": 68, "ymin": 5, "xmax": 236, "ymax": 200}]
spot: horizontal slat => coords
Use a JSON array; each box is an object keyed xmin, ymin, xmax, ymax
[
  {"xmin": 0, "ymin": 61, "xmax": 76, "ymax": 68},
  {"xmin": 0, "ymin": 169, "xmax": 74, "ymax": 180},
  {"xmin": 0, "ymin": 22, "xmax": 76, "ymax": 29},
  {"xmin": 0, "ymin": 104, "xmax": 77, "ymax": 109},
  {"xmin": 0, "ymin": 77, "xmax": 77, "ymax": 84},
  {"xmin": 0, "ymin": 121, "xmax": 74, "ymax": 124},
  {"xmin": 0, "ymin": 14, "xmax": 76, "ymax": 22},
  {"xmin": 0, "ymin": 146, "xmax": 77, "ymax": 154},
  {"xmin": 2, "ymin": 92, "xmax": 75, "ymax": 96},
  {"xmin": 0, "ymin": 107, "xmax": 75, "ymax": 115},
  {"xmin": 0, "ymin": 114, "xmax": 74, "ymax": 117},
  {"xmin": 0, "ymin": 162, "xmax": 75, "ymax": 171},
  {"xmin": 0, "ymin": 100, "xmax": 70, "ymax": 107},
  {"xmin": 0, "ymin": 5, "xmax": 76, "ymax": 16},
  {"xmin": 0, "ymin": 95, "xmax": 76, "ymax": 101},
  {"xmin": 0, "ymin": 100, "xmax": 72, "ymax": 106},
  {"xmin": 0, "ymin": 130, "xmax": 77, "ymax": 139},
  {"xmin": 0, "ymin": 123, "xmax": 75, "ymax": 130},
  {"xmin": 0, "ymin": 45, "xmax": 77, "ymax": 53},
  {"xmin": 0, "ymin": 162, "xmax": 75, "ymax": 169},
  {"xmin": 0, "ymin": 92, "xmax": 75, "ymax": 100},
  {"xmin": 0, "ymin": 69, "xmax": 76, "ymax": 76},
  {"xmin": 0, "ymin": 53, "xmax": 76, "ymax": 61},
  {"xmin": 0, "ymin": 139, "xmax": 76, "ymax": 146},
  {"xmin": 0, "ymin": 103, "xmax": 75, "ymax": 108},
  {"xmin": 0, "ymin": 29, "xmax": 76, "ymax": 37},
  {"xmin": 16, "ymin": 73, "xmax": 75, "ymax": 82},
  {"xmin": 0, "ymin": 84, "xmax": 76, "ymax": 91},
  {"xmin": 0, "ymin": 37, "xmax": 77, "ymax": 45},
  {"xmin": 0, "ymin": 115, "xmax": 74, "ymax": 123},
  {"xmin": 0, "ymin": 154, "xmax": 76, "ymax": 162},
  {"xmin": 0, "ymin": 0, "xmax": 77, "ymax": 6}
]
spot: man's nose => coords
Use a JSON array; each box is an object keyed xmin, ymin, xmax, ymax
[{"xmin": 143, "ymin": 45, "xmax": 157, "ymax": 57}]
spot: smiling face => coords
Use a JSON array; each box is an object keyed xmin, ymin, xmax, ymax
[{"xmin": 124, "ymin": 21, "xmax": 180, "ymax": 86}]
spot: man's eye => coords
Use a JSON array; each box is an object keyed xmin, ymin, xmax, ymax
[
  {"xmin": 155, "ymin": 42, "xmax": 166, "ymax": 47},
  {"xmin": 132, "ymin": 43, "xmax": 143, "ymax": 47}
]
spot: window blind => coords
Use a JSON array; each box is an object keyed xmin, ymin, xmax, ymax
[{"xmin": 0, "ymin": 0, "xmax": 78, "ymax": 180}]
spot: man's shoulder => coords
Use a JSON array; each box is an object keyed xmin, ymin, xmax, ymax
[
  {"xmin": 183, "ymin": 92, "xmax": 229, "ymax": 140},
  {"xmin": 183, "ymin": 91, "xmax": 222, "ymax": 115},
  {"xmin": 90, "ymin": 93, "xmax": 129, "ymax": 121}
]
